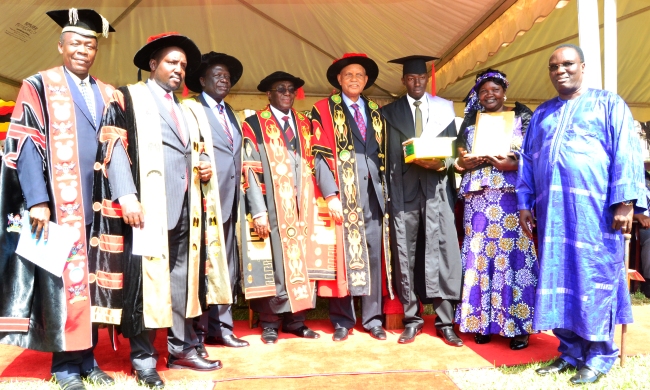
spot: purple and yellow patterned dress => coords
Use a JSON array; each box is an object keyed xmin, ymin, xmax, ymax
[{"xmin": 454, "ymin": 102, "xmax": 539, "ymax": 337}]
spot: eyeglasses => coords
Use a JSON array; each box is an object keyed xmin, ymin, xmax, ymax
[
  {"xmin": 548, "ymin": 61, "xmax": 579, "ymax": 72},
  {"xmin": 270, "ymin": 86, "xmax": 296, "ymax": 94}
]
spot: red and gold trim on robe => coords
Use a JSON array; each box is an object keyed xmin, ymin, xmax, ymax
[
  {"xmin": 0, "ymin": 67, "xmax": 113, "ymax": 349},
  {"xmin": 241, "ymin": 106, "xmax": 326, "ymax": 313},
  {"xmin": 311, "ymin": 95, "xmax": 394, "ymax": 299}
]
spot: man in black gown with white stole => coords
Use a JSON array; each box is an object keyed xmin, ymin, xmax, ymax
[{"xmin": 381, "ymin": 56, "xmax": 463, "ymax": 346}]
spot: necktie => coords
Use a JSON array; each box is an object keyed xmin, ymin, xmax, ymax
[
  {"xmin": 79, "ymin": 80, "xmax": 96, "ymax": 124},
  {"xmin": 217, "ymin": 104, "xmax": 234, "ymax": 149},
  {"xmin": 414, "ymin": 100, "xmax": 423, "ymax": 137},
  {"xmin": 164, "ymin": 93, "xmax": 186, "ymax": 146},
  {"xmin": 351, "ymin": 103, "xmax": 366, "ymax": 141},
  {"xmin": 282, "ymin": 115, "xmax": 296, "ymax": 152}
]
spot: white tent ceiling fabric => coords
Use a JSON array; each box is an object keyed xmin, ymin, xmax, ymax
[
  {"xmin": 436, "ymin": 0, "xmax": 650, "ymax": 120},
  {"xmin": 0, "ymin": 1, "xmax": 647, "ymax": 119},
  {"xmin": 0, "ymin": 0, "xmax": 501, "ymax": 100}
]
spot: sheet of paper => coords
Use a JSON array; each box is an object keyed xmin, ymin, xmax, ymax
[
  {"xmin": 15, "ymin": 213, "xmax": 77, "ymax": 277},
  {"xmin": 131, "ymin": 213, "xmax": 164, "ymax": 258},
  {"xmin": 472, "ymin": 112, "xmax": 515, "ymax": 156}
]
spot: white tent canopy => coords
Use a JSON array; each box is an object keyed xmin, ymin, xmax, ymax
[{"xmin": 0, "ymin": 0, "xmax": 647, "ymax": 119}]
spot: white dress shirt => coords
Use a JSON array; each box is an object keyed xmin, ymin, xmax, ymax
[{"xmin": 406, "ymin": 93, "xmax": 429, "ymax": 127}]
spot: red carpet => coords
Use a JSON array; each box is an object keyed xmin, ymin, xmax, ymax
[{"xmin": 2, "ymin": 307, "xmax": 649, "ymax": 386}]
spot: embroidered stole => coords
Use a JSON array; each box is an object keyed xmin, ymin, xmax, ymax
[
  {"xmin": 311, "ymin": 95, "xmax": 393, "ymax": 298},
  {"xmin": 183, "ymin": 99, "xmax": 233, "ymax": 306},
  {"xmin": 40, "ymin": 66, "xmax": 112, "ymax": 350}
]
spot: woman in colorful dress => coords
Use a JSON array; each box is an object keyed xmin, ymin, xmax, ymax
[{"xmin": 453, "ymin": 69, "xmax": 538, "ymax": 350}]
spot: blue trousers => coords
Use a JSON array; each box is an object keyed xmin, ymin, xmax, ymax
[
  {"xmin": 51, "ymin": 325, "xmax": 98, "ymax": 380},
  {"xmin": 553, "ymin": 328, "xmax": 618, "ymax": 373}
]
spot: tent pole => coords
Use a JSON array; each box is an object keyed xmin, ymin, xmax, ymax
[
  {"xmin": 577, "ymin": 0, "xmax": 603, "ymax": 89},
  {"xmin": 604, "ymin": 0, "xmax": 617, "ymax": 93}
]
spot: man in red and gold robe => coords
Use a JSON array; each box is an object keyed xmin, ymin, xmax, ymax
[
  {"xmin": 241, "ymin": 71, "xmax": 321, "ymax": 344},
  {"xmin": 311, "ymin": 53, "xmax": 393, "ymax": 342},
  {"xmin": 0, "ymin": 9, "xmax": 115, "ymax": 390}
]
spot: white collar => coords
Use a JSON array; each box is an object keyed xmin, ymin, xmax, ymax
[
  {"xmin": 406, "ymin": 93, "xmax": 428, "ymax": 108},
  {"xmin": 202, "ymin": 92, "xmax": 224, "ymax": 110},
  {"xmin": 148, "ymin": 79, "xmax": 175, "ymax": 100},
  {"xmin": 269, "ymin": 105, "xmax": 293, "ymax": 123}
]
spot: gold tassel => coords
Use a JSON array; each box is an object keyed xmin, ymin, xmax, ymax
[{"xmin": 100, "ymin": 14, "xmax": 109, "ymax": 38}]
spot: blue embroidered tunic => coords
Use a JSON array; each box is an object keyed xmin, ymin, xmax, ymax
[{"xmin": 517, "ymin": 88, "xmax": 647, "ymax": 341}]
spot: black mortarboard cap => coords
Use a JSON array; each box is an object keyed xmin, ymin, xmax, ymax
[
  {"xmin": 388, "ymin": 55, "xmax": 439, "ymax": 75},
  {"xmin": 47, "ymin": 8, "xmax": 115, "ymax": 38}
]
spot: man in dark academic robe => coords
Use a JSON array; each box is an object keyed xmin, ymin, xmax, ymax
[
  {"xmin": 381, "ymin": 55, "xmax": 463, "ymax": 346},
  {"xmin": 240, "ymin": 71, "xmax": 320, "ymax": 344},
  {"xmin": 89, "ymin": 33, "xmax": 224, "ymax": 388},
  {"xmin": 184, "ymin": 52, "xmax": 249, "ymax": 353},
  {"xmin": 311, "ymin": 53, "xmax": 393, "ymax": 342},
  {"xmin": 0, "ymin": 9, "xmax": 115, "ymax": 390}
]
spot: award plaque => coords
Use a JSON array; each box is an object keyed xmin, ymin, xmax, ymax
[
  {"xmin": 402, "ymin": 137, "xmax": 456, "ymax": 163},
  {"xmin": 471, "ymin": 111, "xmax": 515, "ymax": 156}
]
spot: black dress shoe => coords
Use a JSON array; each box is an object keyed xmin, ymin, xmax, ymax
[
  {"xmin": 82, "ymin": 367, "xmax": 114, "ymax": 385},
  {"xmin": 398, "ymin": 327, "xmax": 421, "ymax": 344},
  {"xmin": 368, "ymin": 326, "xmax": 387, "ymax": 340},
  {"xmin": 436, "ymin": 327, "xmax": 463, "ymax": 347},
  {"xmin": 535, "ymin": 358, "xmax": 574, "ymax": 376},
  {"xmin": 261, "ymin": 327, "xmax": 279, "ymax": 344},
  {"xmin": 283, "ymin": 325, "xmax": 320, "ymax": 339},
  {"xmin": 474, "ymin": 333, "xmax": 492, "ymax": 344},
  {"xmin": 133, "ymin": 368, "xmax": 165, "ymax": 389},
  {"xmin": 195, "ymin": 343, "xmax": 209, "ymax": 358},
  {"xmin": 55, "ymin": 375, "xmax": 86, "ymax": 390},
  {"xmin": 167, "ymin": 355, "xmax": 222, "ymax": 371},
  {"xmin": 509, "ymin": 335, "xmax": 529, "ymax": 350},
  {"xmin": 569, "ymin": 366, "xmax": 603, "ymax": 385},
  {"xmin": 205, "ymin": 334, "xmax": 250, "ymax": 348},
  {"xmin": 332, "ymin": 327, "xmax": 349, "ymax": 342}
]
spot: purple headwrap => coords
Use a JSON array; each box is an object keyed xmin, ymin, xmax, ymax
[{"xmin": 464, "ymin": 72, "xmax": 510, "ymax": 114}]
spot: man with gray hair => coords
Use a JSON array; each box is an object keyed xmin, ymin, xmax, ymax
[{"xmin": 518, "ymin": 44, "xmax": 647, "ymax": 384}]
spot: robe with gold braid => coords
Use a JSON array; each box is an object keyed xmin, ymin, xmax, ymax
[
  {"xmin": 0, "ymin": 67, "xmax": 112, "ymax": 351},
  {"xmin": 310, "ymin": 94, "xmax": 394, "ymax": 299},
  {"xmin": 87, "ymin": 83, "xmax": 225, "ymax": 338},
  {"xmin": 241, "ymin": 105, "xmax": 325, "ymax": 313}
]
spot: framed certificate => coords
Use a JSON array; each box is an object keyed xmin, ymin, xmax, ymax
[{"xmin": 471, "ymin": 111, "xmax": 515, "ymax": 156}]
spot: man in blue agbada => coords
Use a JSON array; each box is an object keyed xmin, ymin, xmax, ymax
[{"xmin": 517, "ymin": 44, "xmax": 647, "ymax": 385}]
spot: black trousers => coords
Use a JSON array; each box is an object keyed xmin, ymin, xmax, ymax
[
  {"xmin": 129, "ymin": 195, "xmax": 200, "ymax": 370},
  {"xmin": 402, "ymin": 190, "xmax": 455, "ymax": 329}
]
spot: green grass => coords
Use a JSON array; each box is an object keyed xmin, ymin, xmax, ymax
[{"xmin": 447, "ymin": 354, "xmax": 650, "ymax": 390}]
